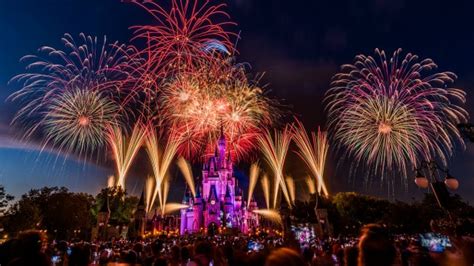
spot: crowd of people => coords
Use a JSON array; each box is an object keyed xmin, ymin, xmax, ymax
[{"xmin": 0, "ymin": 224, "xmax": 472, "ymax": 266}]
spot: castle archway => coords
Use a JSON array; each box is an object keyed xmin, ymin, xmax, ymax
[{"xmin": 207, "ymin": 222, "xmax": 218, "ymax": 236}]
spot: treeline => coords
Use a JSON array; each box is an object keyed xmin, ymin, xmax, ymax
[
  {"xmin": 0, "ymin": 185, "xmax": 473, "ymax": 240},
  {"xmin": 0, "ymin": 186, "xmax": 138, "ymax": 240},
  {"xmin": 291, "ymin": 192, "xmax": 474, "ymax": 236}
]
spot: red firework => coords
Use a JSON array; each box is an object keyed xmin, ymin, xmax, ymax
[{"xmin": 126, "ymin": 0, "xmax": 237, "ymax": 79}]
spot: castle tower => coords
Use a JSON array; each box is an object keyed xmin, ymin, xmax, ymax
[
  {"xmin": 192, "ymin": 185, "xmax": 203, "ymax": 232},
  {"xmin": 180, "ymin": 188, "xmax": 190, "ymax": 235},
  {"xmin": 180, "ymin": 125, "xmax": 258, "ymax": 235},
  {"xmin": 223, "ymin": 185, "xmax": 234, "ymax": 228},
  {"xmin": 206, "ymin": 184, "xmax": 220, "ymax": 228},
  {"xmin": 133, "ymin": 190, "xmax": 147, "ymax": 238}
]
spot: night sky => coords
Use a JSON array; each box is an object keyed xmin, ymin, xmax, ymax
[{"xmin": 0, "ymin": 0, "xmax": 473, "ymax": 203}]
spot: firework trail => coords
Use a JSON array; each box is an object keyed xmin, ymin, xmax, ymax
[
  {"xmin": 260, "ymin": 174, "xmax": 271, "ymax": 210},
  {"xmin": 258, "ymin": 128, "xmax": 292, "ymax": 208},
  {"xmin": 107, "ymin": 175, "xmax": 116, "ymax": 188},
  {"xmin": 325, "ymin": 48, "xmax": 467, "ymax": 178},
  {"xmin": 253, "ymin": 209, "xmax": 282, "ymax": 226},
  {"xmin": 107, "ymin": 123, "xmax": 147, "ymax": 189},
  {"xmin": 162, "ymin": 203, "xmax": 189, "ymax": 215},
  {"xmin": 177, "ymin": 157, "xmax": 196, "ymax": 198},
  {"xmin": 145, "ymin": 176, "xmax": 155, "ymax": 212},
  {"xmin": 9, "ymin": 33, "xmax": 137, "ymax": 155},
  {"xmin": 305, "ymin": 176, "xmax": 316, "ymax": 195},
  {"xmin": 145, "ymin": 128, "xmax": 181, "ymax": 213},
  {"xmin": 292, "ymin": 119, "xmax": 329, "ymax": 196},
  {"xmin": 247, "ymin": 163, "xmax": 260, "ymax": 208},
  {"xmin": 285, "ymin": 176, "xmax": 296, "ymax": 204}
]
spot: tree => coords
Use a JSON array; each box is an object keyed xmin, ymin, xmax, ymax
[
  {"xmin": 0, "ymin": 185, "xmax": 14, "ymax": 216},
  {"xmin": 91, "ymin": 186, "xmax": 139, "ymax": 227},
  {"xmin": 3, "ymin": 187, "xmax": 94, "ymax": 239}
]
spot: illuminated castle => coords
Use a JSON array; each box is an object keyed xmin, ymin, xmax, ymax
[{"xmin": 180, "ymin": 133, "xmax": 259, "ymax": 234}]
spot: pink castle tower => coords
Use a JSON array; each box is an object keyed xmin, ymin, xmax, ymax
[{"xmin": 180, "ymin": 131, "xmax": 259, "ymax": 234}]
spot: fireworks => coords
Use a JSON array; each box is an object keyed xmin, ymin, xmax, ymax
[
  {"xmin": 325, "ymin": 48, "xmax": 468, "ymax": 177},
  {"xmin": 127, "ymin": 0, "xmax": 236, "ymax": 77},
  {"xmin": 107, "ymin": 175, "xmax": 116, "ymax": 188},
  {"xmin": 257, "ymin": 128, "xmax": 292, "ymax": 208},
  {"xmin": 260, "ymin": 174, "xmax": 271, "ymax": 210},
  {"xmin": 177, "ymin": 157, "xmax": 196, "ymax": 198},
  {"xmin": 292, "ymin": 119, "xmax": 329, "ymax": 196},
  {"xmin": 162, "ymin": 203, "xmax": 189, "ymax": 215},
  {"xmin": 107, "ymin": 124, "xmax": 147, "ymax": 189},
  {"xmin": 285, "ymin": 176, "xmax": 296, "ymax": 204},
  {"xmin": 161, "ymin": 61, "xmax": 276, "ymax": 160},
  {"xmin": 145, "ymin": 176, "xmax": 155, "ymax": 212},
  {"xmin": 305, "ymin": 176, "xmax": 316, "ymax": 195},
  {"xmin": 252, "ymin": 209, "xmax": 282, "ymax": 226},
  {"xmin": 247, "ymin": 163, "xmax": 260, "ymax": 208},
  {"xmin": 9, "ymin": 33, "xmax": 137, "ymax": 154},
  {"xmin": 145, "ymin": 128, "xmax": 182, "ymax": 213},
  {"xmin": 42, "ymin": 89, "xmax": 119, "ymax": 156}
]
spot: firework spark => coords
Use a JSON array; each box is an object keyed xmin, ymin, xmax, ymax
[
  {"xmin": 107, "ymin": 124, "xmax": 147, "ymax": 189},
  {"xmin": 145, "ymin": 176, "xmax": 156, "ymax": 212},
  {"xmin": 258, "ymin": 128, "xmax": 292, "ymax": 208},
  {"xmin": 107, "ymin": 175, "xmax": 116, "ymax": 188},
  {"xmin": 292, "ymin": 119, "xmax": 329, "ymax": 196},
  {"xmin": 247, "ymin": 163, "xmax": 260, "ymax": 208},
  {"xmin": 127, "ymin": 0, "xmax": 236, "ymax": 77},
  {"xmin": 252, "ymin": 209, "xmax": 282, "ymax": 226},
  {"xmin": 260, "ymin": 174, "xmax": 271, "ymax": 210},
  {"xmin": 325, "ymin": 48, "xmax": 468, "ymax": 178},
  {"xmin": 145, "ymin": 128, "xmax": 181, "ymax": 213},
  {"xmin": 305, "ymin": 176, "xmax": 316, "ymax": 195},
  {"xmin": 161, "ymin": 61, "xmax": 276, "ymax": 160},
  {"xmin": 42, "ymin": 89, "xmax": 119, "ymax": 156},
  {"xmin": 177, "ymin": 157, "xmax": 196, "ymax": 198},
  {"xmin": 285, "ymin": 176, "xmax": 296, "ymax": 204},
  {"xmin": 9, "ymin": 33, "xmax": 137, "ymax": 155},
  {"xmin": 162, "ymin": 203, "xmax": 189, "ymax": 215}
]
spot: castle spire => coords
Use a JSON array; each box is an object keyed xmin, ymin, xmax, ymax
[{"xmin": 138, "ymin": 190, "xmax": 145, "ymax": 208}]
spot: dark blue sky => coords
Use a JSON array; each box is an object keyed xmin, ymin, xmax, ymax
[{"xmin": 0, "ymin": 0, "xmax": 473, "ymax": 202}]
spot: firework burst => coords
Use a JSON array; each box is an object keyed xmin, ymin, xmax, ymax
[
  {"xmin": 9, "ymin": 33, "xmax": 137, "ymax": 154},
  {"xmin": 325, "ymin": 48, "xmax": 468, "ymax": 178},
  {"xmin": 161, "ymin": 61, "xmax": 276, "ymax": 160},
  {"xmin": 42, "ymin": 89, "xmax": 119, "ymax": 156},
  {"xmin": 127, "ymin": 0, "xmax": 236, "ymax": 77}
]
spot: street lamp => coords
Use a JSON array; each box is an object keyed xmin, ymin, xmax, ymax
[
  {"xmin": 414, "ymin": 161, "xmax": 458, "ymax": 191},
  {"xmin": 413, "ymin": 161, "xmax": 459, "ymax": 209}
]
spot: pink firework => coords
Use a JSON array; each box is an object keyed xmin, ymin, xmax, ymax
[{"xmin": 325, "ymin": 48, "xmax": 468, "ymax": 178}]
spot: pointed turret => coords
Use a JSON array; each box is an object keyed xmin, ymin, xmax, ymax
[
  {"xmin": 195, "ymin": 184, "xmax": 202, "ymax": 199},
  {"xmin": 138, "ymin": 190, "xmax": 145, "ymax": 208}
]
